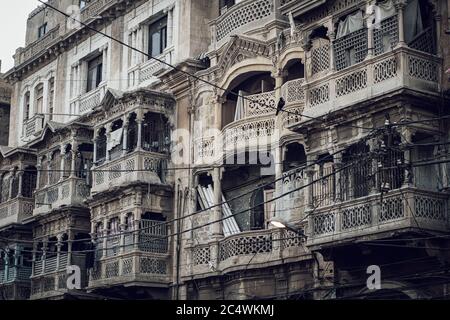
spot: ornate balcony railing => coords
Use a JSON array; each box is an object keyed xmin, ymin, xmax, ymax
[
  {"xmin": 190, "ymin": 228, "xmax": 306, "ymax": 275},
  {"xmin": 70, "ymin": 82, "xmax": 107, "ymax": 116},
  {"xmin": 33, "ymin": 177, "xmax": 90, "ymax": 215},
  {"xmin": 243, "ymin": 91, "xmax": 276, "ymax": 118},
  {"xmin": 30, "ymin": 253, "xmax": 87, "ymax": 299},
  {"xmin": 80, "ymin": 0, "xmax": 116, "ymax": 23},
  {"xmin": 16, "ymin": 26, "xmax": 60, "ymax": 65},
  {"xmin": 23, "ymin": 114, "xmax": 45, "ymax": 139},
  {"xmin": 299, "ymin": 46, "xmax": 441, "ymax": 124},
  {"xmin": 91, "ymin": 150, "xmax": 169, "ymax": 194},
  {"xmin": 307, "ymin": 188, "xmax": 449, "ymax": 248},
  {"xmin": 0, "ymin": 266, "xmax": 32, "ymax": 284},
  {"xmin": 210, "ymin": 0, "xmax": 277, "ymax": 47},
  {"xmin": 0, "ymin": 197, "xmax": 34, "ymax": 228},
  {"xmin": 127, "ymin": 46, "xmax": 174, "ymax": 88},
  {"xmin": 88, "ymin": 252, "xmax": 170, "ymax": 288}
]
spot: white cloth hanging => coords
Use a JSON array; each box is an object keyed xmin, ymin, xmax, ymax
[
  {"xmin": 377, "ymin": 0, "xmax": 396, "ymax": 21},
  {"xmin": 107, "ymin": 127, "xmax": 123, "ymax": 151},
  {"xmin": 404, "ymin": 0, "xmax": 423, "ymax": 44},
  {"xmin": 336, "ymin": 10, "xmax": 364, "ymax": 39}
]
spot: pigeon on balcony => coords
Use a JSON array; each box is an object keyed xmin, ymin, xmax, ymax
[{"xmin": 276, "ymin": 97, "xmax": 286, "ymax": 116}]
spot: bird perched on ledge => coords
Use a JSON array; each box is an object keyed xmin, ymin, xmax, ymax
[{"xmin": 276, "ymin": 97, "xmax": 286, "ymax": 116}]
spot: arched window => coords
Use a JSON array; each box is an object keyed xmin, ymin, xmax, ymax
[
  {"xmin": 63, "ymin": 145, "xmax": 72, "ymax": 178},
  {"xmin": 250, "ymin": 189, "xmax": 265, "ymax": 230},
  {"xmin": 142, "ymin": 113, "xmax": 170, "ymax": 153},
  {"xmin": 96, "ymin": 128, "xmax": 107, "ymax": 164},
  {"xmin": 23, "ymin": 92, "xmax": 30, "ymax": 121},
  {"xmin": 22, "ymin": 166, "xmax": 37, "ymax": 198},
  {"xmin": 10, "ymin": 170, "xmax": 19, "ymax": 199},
  {"xmin": 49, "ymin": 150, "xmax": 61, "ymax": 184},
  {"xmin": 34, "ymin": 83, "xmax": 44, "ymax": 114},
  {"xmin": 127, "ymin": 113, "xmax": 138, "ymax": 153},
  {"xmin": 0, "ymin": 173, "xmax": 10, "ymax": 203},
  {"xmin": 39, "ymin": 156, "xmax": 49, "ymax": 187}
]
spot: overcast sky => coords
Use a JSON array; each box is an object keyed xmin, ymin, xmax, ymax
[{"xmin": 0, "ymin": 0, "xmax": 40, "ymax": 72}]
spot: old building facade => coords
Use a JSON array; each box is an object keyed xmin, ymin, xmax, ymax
[{"xmin": 1, "ymin": 0, "xmax": 450, "ymax": 300}]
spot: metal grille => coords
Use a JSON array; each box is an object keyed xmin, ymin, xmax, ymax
[
  {"xmin": 409, "ymin": 27, "xmax": 435, "ymax": 54},
  {"xmin": 138, "ymin": 219, "xmax": 168, "ymax": 254},
  {"xmin": 312, "ymin": 164, "xmax": 335, "ymax": 207},
  {"xmin": 374, "ymin": 15, "xmax": 398, "ymax": 55},
  {"xmin": 334, "ymin": 28, "xmax": 368, "ymax": 71},
  {"xmin": 311, "ymin": 43, "xmax": 330, "ymax": 74},
  {"xmin": 139, "ymin": 257, "xmax": 166, "ymax": 275}
]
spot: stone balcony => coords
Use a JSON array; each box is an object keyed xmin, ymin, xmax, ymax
[
  {"xmin": 91, "ymin": 150, "xmax": 169, "ymax": 195},
  {"xmin": 30, "ymin": 253, "xmax": 87, "ymax": 300},
  {"xmin": 33, "ymin": 177, "xmax": 90, "ymax": 216},
  {"xmin": 0, "ymin": 197, "xmax": 34, "ymax": 228},
  {"xmin": 80, "ymin": 0, "xmax": 116, "ymax": 24},
  {"xmin": 190, "ymin": 228, "xmax": 308, "ymax": 277},
  {"xmin": 209, "ymin": 0, "xmax": 281, "ymax": 49},
  {"xmin": 127, "ymin": 46, "xmax": 174, "ymax": 88},
  {"xmin": 70, "ymin": 82, "xmax": 107, "ymax": 116},
  {"xmin": 292, "ymin": 46, "xmax": 441, "ymax": 128},
  {"xmin": 22, "ymin": 114, "xmax": 45, "ymax": 140},
  {"xmin": 0, "ymin": 266, "xmax": 32, "ymax": 285},
  {"xmin": 88, "ymin": 251, "xmax": 171, "ymax": 289},
  {"xmin": 15, "ymin": 26, "xmax": 61, "ymax": 66},
  {"xmin": 307, "ymin": 187, "xmax": 450, "ymax": 250},
  {"xmin": 194, "ymin": 78, "xmax": 305, "ymax": 165}
]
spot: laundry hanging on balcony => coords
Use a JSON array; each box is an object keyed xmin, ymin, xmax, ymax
[
  {"xmin": 404, "ymin": 0, "xmax": 423, "ymax": 44},
  {"xmin": 107, "ymin": 127, "xmax": 123, "ymax": 151},
  {"xmin": 336, "ymin": 10, "xmax": 364, "ymax": 39},
  {"xmin": 376, "ymin": 0, "xmax": 396, "ymax": 21},
  {"xmin": 234, "ymin": 90, "xmax": 248, "ymax": 121},
  {"xmin": 197, "ymin": 185, "xmax": 240, "ymax": 237}
]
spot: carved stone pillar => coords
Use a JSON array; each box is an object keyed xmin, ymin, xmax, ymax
[
  {"xmin": 122, "ymin": 117, "xmax": 129, "ymax": 156},
  {"xmin": 395, "ymin": 0, "xmax": 407, "ymax": 47},
  {"xmin": 212, "ymin": 167, "xmax": 223, "ymax": 238},
  {"xmin": 60, "ymin": 145, "xmax": 66, "ymax": 181}
]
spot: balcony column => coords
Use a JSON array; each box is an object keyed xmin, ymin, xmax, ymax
[
  {"xmin": 17, "ymin": 169, "xmax": 24, "ymax": 197},
  {"xmin": 327, "ymin": 30, "xmax": 336, "ymax": 71},
  {"xmin": 55, "ymin": 233, "xmax": 63, "ymax": 272},
  {"xmin": 67, "ymin": 231, "xmax": 74, "ymax": 266},
  {"xmin": 395, "ymin": 0, "xmax": 407, "ymax": 47},
  {"xmin": 434, "ymin": 12, "xmax": 441, "ymax": 56},
  {"xmin": 106, "ymin": 124, "xmax": 112, "ymax": 162},
  {"xmin": 400, "ymin": 128, "xmax": 413, "ymax": 187},
  {"xmin": 212, "ymin": 167, "xmax": 223, "ymax": 238},
  {"xmin": 334, "ymin": 154, "xmax": 342, "ymax": 202},
  {"xmin": 364, "ymin": 12, "xmax": 374, "ymax": 59},
  {"xmin": 70, "ymin": 143, "xmax": 78, "ymax": 178},
  {"xmin": 8, "ymin": 169, "xmax": 14, "ymax": 200},
  {"xmin": 31, "ymin": 242, "xmax": 37, "ymax": 276},
  {"xmin": 119, "ymin": 214, "xmax": 127, "ymax": 254},
  {"xmin": 368, "ymin": 138, "xmax": 379, "ymax": 194},
  {"xmin": 122, "ymin": 116, "xmax": 129, "ymax": 156},
  {"xmin": 305, "ymin": 156, "xmax": 317, "ymax": 211},
  {"xmin": 41, "ymin": 240, "xmax": 48, "ymax": 275},
  {"xmin": 36, "ymin": 157, "xmax": 42, "ymax": 188},
  {"xmin": 46, "ymin": 152, "xmax": 52, "ymax": 187},
  {"xmin": 136, "ymin": 115, "xmax": 143, "ymax": 151},
  {"xmin": 93, "ymin": 131, "xmax": 98, "ymax": 164},
  {"xmin": 133, "ymin": 210, "xmax": 141, "ymax": 250},
  {"xmin": 59, "ymin": 145, "xmax": 66, "ymax": 181},
  {"xmin": 102, "ymin": 217, "xmax": 108, "ymax": 257}
]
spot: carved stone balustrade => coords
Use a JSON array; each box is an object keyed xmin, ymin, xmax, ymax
[
  {"xmin": 307, "ymin": 187, "xmax": 449, "ymax": 249},
  {"xmin": 0, "ymin": 197, "xmax": 34, "ymax": 228},
  {"xmin": 33, "ymin": 177, "xmax": 90, "ymax": 216}
]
